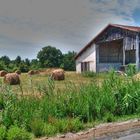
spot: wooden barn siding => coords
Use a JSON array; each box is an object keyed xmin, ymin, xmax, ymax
[
  {"xmin": 76, "ymin": 26, "xmax": 140, "ymax": 73},
  {"xmin": 95, "ymin": 27, "xmax": 139, "ymax": 72},
  {"xmin": 99, "ymin": 40, "xmax": 123, "ymax": 63},
  {"xmin": 96, "ymin": 27, "xmax": 137, "ymax": 51}
]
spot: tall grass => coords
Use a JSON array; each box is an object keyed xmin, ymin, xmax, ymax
[{"xmin": 0, "ymin": 71, "xmax": 140, "ymax": 138}]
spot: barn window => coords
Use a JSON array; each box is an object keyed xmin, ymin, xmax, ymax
[{"xmin": 81, "ymin": 62, "xmax": 90, "ymax": 72}]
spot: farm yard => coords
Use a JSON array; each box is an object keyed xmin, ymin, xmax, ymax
[{"xmin": 0, "ymin": 69, "xmax": 139, "ymax": 139}]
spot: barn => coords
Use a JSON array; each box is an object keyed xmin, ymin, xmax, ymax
[{"xmin": 75, "ymin": 24, "xmax": 140, "ymax": 73}]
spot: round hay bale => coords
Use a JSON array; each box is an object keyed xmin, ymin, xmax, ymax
[
  {"xmin": 51, "ymin": 69, "xmax": 65, "ymax": 80},
  {"xmin": 133, "ymin": 72, "xmax": 140, "ymax": 80},
  {"xmin": 4, "ymin": 73, "xmax": 20, "ymax": 85},
  {"xmin": 34, "ymin": 70, "xmax": 40, "ymax": 75},
  {"xmin": 0, "ymin": 70, "xmax": 7, "ymax": 77},
  {"xmin": 28, "ymin": 70, "xmax": 35, "ymax": 75},
  {"xmin": 15, "ymin": 70, "xmax": 21, "ymax": 75},
  {"xmin": 28, "ymin": 70, "xmax": 39, "ymax": 75}
]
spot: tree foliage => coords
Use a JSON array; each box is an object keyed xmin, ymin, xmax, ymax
[
  {"xmin": 15, "ymin": 56, "xmax": 21, "ymax": 65},
  {"xmin": 37, "ymin": 46, "xmax": 63, "ymax": 68},
  {"xmin": 0, "ymin": 46, "xmax": 76, "ymax": 72},
  {"xmin": 62, "ymin": 51, "xmax": 76, "ymax": 71}
]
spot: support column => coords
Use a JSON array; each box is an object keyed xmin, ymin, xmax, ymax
[
  {"xmin": 96, "ymin": 44, "xmax": 99, "ymax": 72},
  {"xmin": 123, "ymin": 38, "xmax": 126, "ymax": 66},
  {"xmin": 136, "ymin": 34, "xmax": 139, "ymax": 71}
]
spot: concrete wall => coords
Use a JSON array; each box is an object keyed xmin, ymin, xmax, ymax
[
  {"xmin": 76, "ymin": 44, "xmax": 96, "ymax": 73},
  {"xmin": 97, "ymin": 63, "xmax": 122, "ymax": 72}
]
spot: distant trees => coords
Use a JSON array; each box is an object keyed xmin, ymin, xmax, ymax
[
  {"xmin": 62, "ymin": 51, "xmax": 76, "ymax": 71},
  {"xmin": 0, "ymin": 56, "xmax": 10, "ymax": 65},
  {"xmin": 0, "ymin": 46, "xmax": 76, "ymax": 72},
  {"xmin": 37, "ymin": 46, "xmax": 63, "ymax": 68},
  {"xmin": 15, "ymin": 56, "xmax": 21, "ymax": 65},
  {"xmin": 37, "ymin": 46, "xmax": 76, "ymax": 71}
]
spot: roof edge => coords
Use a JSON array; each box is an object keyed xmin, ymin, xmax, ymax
[
  {"xmin": 75, "ymin": 24, "xmax": 111, "ymax": 59},
  {"xmin": 75, "ymin": 23, "xmax": 140, "ymax": 60}
]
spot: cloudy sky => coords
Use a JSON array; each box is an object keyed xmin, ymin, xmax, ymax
[{"xmin": 0, "ymin": 0, "xmax": 140, "ymax": 59}]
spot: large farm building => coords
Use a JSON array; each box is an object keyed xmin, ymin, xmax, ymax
[{"xmin": 75, "ymin": 24, "xmax": 140, "ymax": 73}]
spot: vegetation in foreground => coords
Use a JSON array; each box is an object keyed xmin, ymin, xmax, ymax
[{"xmin": 0, "ymin": 71, "xmax": 139, "ymax": 139}]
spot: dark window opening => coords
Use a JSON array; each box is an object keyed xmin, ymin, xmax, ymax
[{"xmin": 81, "ymin": 62, "xmax": 90, "ymax": 72}]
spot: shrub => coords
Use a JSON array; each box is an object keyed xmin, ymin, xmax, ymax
[
  {"xmin": 0, "ymin": 125, "xmax": 6, "ymax": 140},
  {"xmin": 7, "ymin": 125, "xmax": 33, "ymax": 140}
]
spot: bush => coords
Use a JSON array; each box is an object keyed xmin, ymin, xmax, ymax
[
  {"xmin": 7, "ymin": 126, "xmax": 33, "ymax": 140},
  {"xmin": 0, "ymin": 125, "xmax": 6, "ymax": 140}
]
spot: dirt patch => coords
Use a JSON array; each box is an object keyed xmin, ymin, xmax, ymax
[{"xmin": 38, "ymin": 119, "xmax": 140, "ymax": 140}]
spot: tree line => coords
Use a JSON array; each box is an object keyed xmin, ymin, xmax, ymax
[{"xmin": 0, "ymin": 46, "xmax": 76, "ymax": 72}]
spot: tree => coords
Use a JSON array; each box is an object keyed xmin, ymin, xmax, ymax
[
  {"xmin": 37, "ymin": 46, "xmax": 63, "ymax": 68},
  {"xmin": 15, "ymin": 56, "xmax": 21, "ymax": 65},
  {"xmin": 0, "ymin": 56, "xmax": 10, "ymax": 65},
  {"xmin": 62, "ymin": 51, "xmax": 76, "ymax": 71},
  {"xmin": 19, "ymin": 62, "xmax": 29, "ymax": 72},
  {"xmin": 30, "ymin": 59, "xmax": 40, "ymax": 70},
  {"xmin": 25, "ymin": 58, "xmax": 30, "ymax": 66}
]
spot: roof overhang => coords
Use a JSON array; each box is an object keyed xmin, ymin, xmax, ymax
[{"xmin": 75, "ymin": 24, "xmax": 140, "ymax": 60}]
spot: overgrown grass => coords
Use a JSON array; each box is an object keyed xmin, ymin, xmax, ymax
[
  {"xmin": 0, "ymin": 71, "xmax": 140, "ymax": 139},
  {"xmin": 126, "ymin": 64, "xmax": 136, "ymax": 76},
  {"xmin": 82, "ymin": 71, "xmax": 96, "ymax": 77}
]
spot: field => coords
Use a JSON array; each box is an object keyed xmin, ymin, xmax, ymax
[
  {"xmin": 2, "ymin": 71, "xmax": 104, "ymax": 96},
  {"xmin": 0, "ymin": 70, "xmax": 140, "ymax": 139}
]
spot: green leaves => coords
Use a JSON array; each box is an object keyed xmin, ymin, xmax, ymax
[{"xmin": 37, "ymin": 46, "xmax": 63, "ymax": 68}]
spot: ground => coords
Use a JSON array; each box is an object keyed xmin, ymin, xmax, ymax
[
  {"xmin": 0, "ymin": 72, "xmax": 140, "ymax": 140},
  {"xmin": 0, "ymin": 71, "xmax": 103, "ymax": 96}
]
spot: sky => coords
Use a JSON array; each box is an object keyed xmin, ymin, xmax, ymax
[{"xmin": 0, "ymin": 0, "xmax": 140, "ymax": 59}]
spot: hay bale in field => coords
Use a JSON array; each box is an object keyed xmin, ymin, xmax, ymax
[
  {"xmin": 4, "ymin": 73, "xmax": 20, "ymax": 85},
  {"xmin": 133, "ymin": 72, "xmax": 140, "ymax": 80},
  {"xmin": 39, "ymin": 68, "xmax": 56, "ymax": 75},
  {"xmin": 0, "ymin": 70, "xmax": 7, "ymax": 77},
  {"xmin": 28, "ymin": 70, "xmax": 39, "ymax": 75},
  {"xmin": 28, "ymin": 70, "xmax": 34, "ymax": 75},
  {"xmin": 51, "ymin": 69, "xmax": 65, "ymax": 80},
  {"xmin": 34, "ymin": 70, "xmax": 39, "ymax": 75},
  {"xmin": 15, "ymin": 70, "xmax": 21, "ymax": 75}
]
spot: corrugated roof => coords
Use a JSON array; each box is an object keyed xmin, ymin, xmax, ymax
[{"xmin": 75, "ymin": 24, "xmax": 140, "ymax": 59}]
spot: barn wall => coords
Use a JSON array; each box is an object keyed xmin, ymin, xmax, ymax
[
  {"xmin": 76, "ymin": 44, "xmax": 96, "ymax": 73},
  {"xmin": 96, "ymin": 39, "xmax": 123, "ymax": 72},
  {"xmin": 97, "ymin": 63, "xmax": 122, "ymax": 72},
  {"xmin": 99, "ymin": 40, "xmax": 123, "ymax": 63}
]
